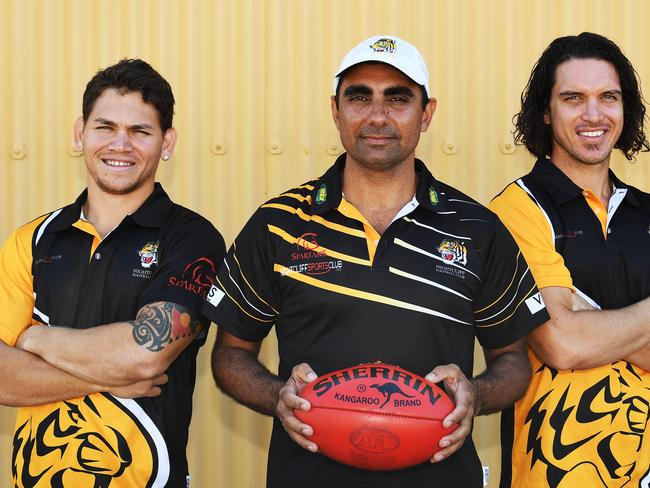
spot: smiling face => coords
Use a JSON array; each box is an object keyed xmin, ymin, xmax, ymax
[
  {"xmin": 74, "ymin": 88, "xmax": 176, "ymax": 198},
  {"xmin": 331, "ymin": 63, "xmax": 436, "ymax": 172},
  {"xmin": 545, "ymin": 58, "xmax": 624, "ymax": 170}
]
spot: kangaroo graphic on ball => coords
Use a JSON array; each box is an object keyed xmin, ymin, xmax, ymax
[{"xmin": 370, "ymin": 382, "xmax": 415, "ymax": 408}]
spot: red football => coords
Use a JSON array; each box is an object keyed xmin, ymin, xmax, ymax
[{"xmin": 294, "ymin": 363, "xmax": 457, "ymax": 471}]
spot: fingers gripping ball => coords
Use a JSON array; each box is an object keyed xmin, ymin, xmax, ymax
[{"xmin": 294, "ymin": 363, "xmax": 457, "ymax": 471}]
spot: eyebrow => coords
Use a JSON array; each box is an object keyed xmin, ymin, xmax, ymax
[
  {"xmin": 557, "ymin": 89, "xmax": 622, "ymax": 97},
  {"xmin": 384, "ymin": 86, "xmax": 415, "ymax": 98},
  {"xmin": 92, "ymin": 117, "xmax": 154, "ymax": 130},
  {"xmin": 343, "ymin": 85, "xmax": 416, "ymax": 98},
  {"xmin": 343, "ymin": 85, "xmax": 373, "ymax": 97}
]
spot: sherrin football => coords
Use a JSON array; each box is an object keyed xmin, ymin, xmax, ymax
[{"xmin": 294, "ymin": 363, "xmax": 457, "ymax": 471}]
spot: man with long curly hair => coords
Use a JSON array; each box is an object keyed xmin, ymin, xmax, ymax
[{"xmin": 491, "ymin": 32, "xmax": 650, "ymax": 487}]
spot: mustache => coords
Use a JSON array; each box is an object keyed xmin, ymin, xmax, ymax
[{"xmin": 358, "ymin": 127, "xmax": 398, "ymax": 138}]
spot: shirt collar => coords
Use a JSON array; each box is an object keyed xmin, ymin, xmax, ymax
[
  {"xmin": 310, "ymin": 153, "xmax": 448, "ymax": 214},
  {"xmin": 47, "ymin": 182, "xmax": 174, "ymax": 232},
  {"xmin": 531, "ymin": 158, "xmax": 638, "ymax": 207}
]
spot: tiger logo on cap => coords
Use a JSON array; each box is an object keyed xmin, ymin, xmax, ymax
[{"xmin": 370, "ymin": 38, "xmax": 396, "ymax": 53}]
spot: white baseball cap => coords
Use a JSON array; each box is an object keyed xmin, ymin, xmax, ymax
[{"xmin": 333, "ymin": 35, "xmax": 430, "ymax": 95}]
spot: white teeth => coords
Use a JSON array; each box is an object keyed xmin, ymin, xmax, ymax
[
  {"xmin": 579, "ymin": 130, "xmax": 605, "ymax": 137},
  {"xmin": 104, "ymin": 159, "xmax": 133, "ymax": 166}
]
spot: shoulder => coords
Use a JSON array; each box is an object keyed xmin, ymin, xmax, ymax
[
  {"xmin": 15, "ymin": 205, "xmax": 72, "ymax": 249},
  {"xmin": 160, "ymin": 203, "xmax": 226, "ymax": 253},
  {"xmin": 489, "ymin": 180, "xmax": 538, "ymax": 216},
  {"xmin": 245, "ymin": 177, "xmax": 321, "ymax": 230},
  {"xmin": 436, "ymin": 181, "xmax": 499, "ymax": 227},
  {"xmin": 162, "ymin": 200, "xmax": 222, "ymax": 239},
  {"xmin": 168, "ymin": 202, "xmax": 220, "ymax": 231},
  {"xmin": 262, "ymin": 178, "xmax": 319, "ymax": 212}
]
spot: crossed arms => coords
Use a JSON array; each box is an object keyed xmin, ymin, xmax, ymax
[
  {"xmin": 528, "ymin": 287, "xmax": 650, "ymax": 370},
  {"xmin": 0, "ymin": 301, "xmax": 203, "ymax": 407}
]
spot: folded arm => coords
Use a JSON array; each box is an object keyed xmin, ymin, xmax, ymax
[
  {"xmin": 529, "ymin": 287, "xmax": 650, "ymax": 370},
  {"xmin": 0, "ymin": 339, "xmax": 166, "ymax": 406},
  {"xmin": 16, "ymin": 301, "xmax": 203, "ymax": 386}
]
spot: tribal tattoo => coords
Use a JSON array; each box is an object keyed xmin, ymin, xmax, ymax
[{"xmin": 130, "ymin": 302, "xmax": 203, "ymax": 352}]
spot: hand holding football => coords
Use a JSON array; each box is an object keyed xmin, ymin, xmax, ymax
[{"xmin": 294, "ymin": 363, "xmax": 457, "ymax": 471}]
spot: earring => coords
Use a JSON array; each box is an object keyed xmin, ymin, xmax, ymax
[{"xmin": 162, "ymin": 153, "xmax": 169, "ymax": 161}]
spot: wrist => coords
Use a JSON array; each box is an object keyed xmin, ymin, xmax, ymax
[{"xmin": 468, "ymin": 378, "xmax": 482, "ymax": 416}]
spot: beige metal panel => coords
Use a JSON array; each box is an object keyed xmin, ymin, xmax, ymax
[{"xmin": 3, "ymin": 1, "xmax": 650, "ymax": 487}]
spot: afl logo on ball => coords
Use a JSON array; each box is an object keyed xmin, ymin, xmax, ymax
[{"xmin": 349, "ymin": 427, "xmax": 400, "ymax": 454}]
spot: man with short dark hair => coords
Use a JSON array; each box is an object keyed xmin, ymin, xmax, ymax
[
  {"xmin": 490, "ymin": 32, "xmax": 650, "ymax": 487},
  {"xmin": 205, "ymin": 35, "xmax": 548, "ymax": 487},
  {"xmin": 0, "ymin": 58, "xmax": 225, "ymax": 487}
]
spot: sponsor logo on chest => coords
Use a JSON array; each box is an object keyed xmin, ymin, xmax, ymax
[
  {"xmin": 282, "ymin": 232, "xmax": 343, "ymax": 276},
  {"xmin": 34, "ymin": 254, "xmax": 63, "ymax": 265}
]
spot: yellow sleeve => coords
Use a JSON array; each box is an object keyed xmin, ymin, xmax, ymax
[
  {"xmin": 489, "ymin": 183, "xmax": 573, "ymax": 290},
  {"xmin": 0, "ymin": 218, "xmax": 44, "ymax": 345}
]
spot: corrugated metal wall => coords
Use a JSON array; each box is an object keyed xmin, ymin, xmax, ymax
[{"xmin": 2, "ymin": 1, "xmax": 650, "ymax": 486}]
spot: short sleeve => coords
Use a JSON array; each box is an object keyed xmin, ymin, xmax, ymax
[
  {"xmin": 0, "ymin": 222, "xmax": 41, "ymax": 345},
  {"xmin": 489, "ymin": 184, "xmax": 573, "ymax": 290},
  {"xmin": 202, "ymin": 210, "xmax": 279, "ymax": 342},
  {"xmin": 137, "ymin": 214, "xmax": 226, "ymax": 326},
  {"xmin": 472, "ymin": 218, "xmax": 549, "ymax": 349}
]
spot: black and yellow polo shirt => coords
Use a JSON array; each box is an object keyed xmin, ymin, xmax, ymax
[
  {"xmin": 490, "ymin": 158, "xmax": 650, "ymax": 488},
  {"xmin": 0, "ymin": 183, "xmax": 225, "ymax": 488},
  {"xmin": 203, "ymin": 154, "xmax": 547, "ymax": 488}
]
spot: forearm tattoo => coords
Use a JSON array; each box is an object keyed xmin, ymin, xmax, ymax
[{"xmin": 129, "ymin": 302, "xmax": 203, "ymax": 352}]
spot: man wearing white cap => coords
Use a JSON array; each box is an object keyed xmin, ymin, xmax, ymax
[{"xmin": 205, "ymin": 35, "xmax": 546, "ymax": 487}]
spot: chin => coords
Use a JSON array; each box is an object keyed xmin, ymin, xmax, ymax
[{"xmin": 96, "ymin": 181, "xmax": 142, "ymax": 195}]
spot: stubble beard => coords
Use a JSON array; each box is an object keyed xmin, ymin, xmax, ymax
[
  {"xmin": 94, "ymin": 175, "xmax": 143, "ymax": 195},
  {"xmin": 554, "ymin": 133, "xmax": 614, "ymax": 167}
]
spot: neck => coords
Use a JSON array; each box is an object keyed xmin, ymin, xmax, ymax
[
  {"xmin": 84, "ymin": 182, "xmax": 154, "ymax": 238},
  {"xmin": 342, "ymin": 156, "xmax": 418, "ymax": 234}
]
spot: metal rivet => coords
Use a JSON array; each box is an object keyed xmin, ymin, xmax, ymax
[
  {"xmin": 501, "ymin": 136, "xmax": 516, "ymax": 154},
  {"xmin": 268, "ymin": 138, "xmax": 283, "ymax": 155},
  {"xmin": 327, "ymin": 140, "xmax": 341, "ymax": 155},
  {"xmin": 443, "ymin": 140, "xmax": 457, "ymax": 155},
  {"xmin": 211, "ymin": 142, "xmax": 227, "ymax": 155},
  {"xmin": 11, "ymin": 143, "xmax": 26, "ymax": 160},
  {"xmin": 68, "ymin": 144, "xmax": 83, "ymax": 157}
]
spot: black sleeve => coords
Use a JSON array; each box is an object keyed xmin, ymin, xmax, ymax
[
  {"xmin": 473, "ymin": 218, "xmax": 549, "ymax": 349},
  {"xmin": 202, "ymin": 209, "xmax": 279, "ymax": 342},
  {"xmin": 138, "ymin": 213, "xmax": 226, "ymax": 327}
]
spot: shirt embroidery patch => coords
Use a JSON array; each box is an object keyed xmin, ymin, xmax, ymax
[{"xmin": 138, "ymin": 241, "xmax": 159, "ymax": 268}]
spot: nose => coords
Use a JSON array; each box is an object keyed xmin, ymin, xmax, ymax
[
  {"xmin": 367, "ymin": 98, "xmax": 390, "ymax": 124},
  {"xmin": 107, "ymin": 129, "xmax": 133, "ymax": 151},
  {"xmin": 582, "ymin": 97, "xmax": 602, "ymax": 123}
]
